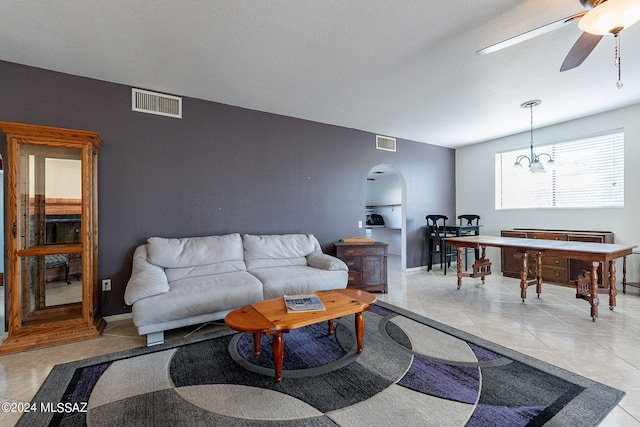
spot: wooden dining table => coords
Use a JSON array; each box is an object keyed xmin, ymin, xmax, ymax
[{"xmin": 444, "ymin": 235, "xmax": 637, "ymax": 321}]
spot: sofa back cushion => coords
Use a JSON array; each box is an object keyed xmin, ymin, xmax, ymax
[
  {"xmin": 147, "ymin": 233, "xmax": 246, "ymax": 282},
  {"xmin": 243, "ymin": 234, "xmax": 320, "ymax": 270}
]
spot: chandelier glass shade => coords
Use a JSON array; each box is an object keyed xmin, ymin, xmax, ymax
[{"xmin": 513, "ymin": 100, "xmax": 555, "ymax": 173}]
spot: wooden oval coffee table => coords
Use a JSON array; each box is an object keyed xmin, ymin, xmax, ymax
[{"xmin": 225, "ymin": 288, "xmax": 376, "ymax": 383}]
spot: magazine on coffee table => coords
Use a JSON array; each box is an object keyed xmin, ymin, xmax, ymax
[{"xmin": 284, "ymin": 293, "xmax": 326, "ymax": 313}]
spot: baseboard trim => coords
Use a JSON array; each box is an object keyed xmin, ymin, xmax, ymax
[{"xmin": 103, "ymin": 312, "xmax": 133, "ymax": 322}]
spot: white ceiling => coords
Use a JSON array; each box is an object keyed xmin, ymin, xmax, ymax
[{"xmin": 2, "ymin": 0, "xmax": 640, "ymax": 148}]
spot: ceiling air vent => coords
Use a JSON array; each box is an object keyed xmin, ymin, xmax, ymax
[
  {"xmin": 132, "ymin": 88, "xmax": 182, "ymax": 118},
  {"xmin": 376, "ymin": 135, "xmax": 396, "ymax": 152}
]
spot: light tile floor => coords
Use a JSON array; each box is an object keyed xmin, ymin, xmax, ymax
[{"xmin": 0, "ymin": 255, "xmax": 639, "ymax": 426}]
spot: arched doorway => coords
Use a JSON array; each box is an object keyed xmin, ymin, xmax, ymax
[{"xmin": 365, "ymin": 165, "xmax": 407, "ymax": 271}]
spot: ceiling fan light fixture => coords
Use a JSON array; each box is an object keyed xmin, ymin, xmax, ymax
[{"xmin": 578, "ymin": 0, "xmax": 640, "ymax": 35}]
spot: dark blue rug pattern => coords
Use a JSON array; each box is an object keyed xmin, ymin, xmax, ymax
[{"xmin": 236, "ymin": 321, "xmax": 346, "ymax": 370}]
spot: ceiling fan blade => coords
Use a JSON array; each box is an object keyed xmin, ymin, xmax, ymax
[
  {"xmin": 477, "ymin": 13, "xmax": 585, "ymax": 55},
  {"xmin": 559, "ymin": 31, "xmax": 603, "ymax": 71}
]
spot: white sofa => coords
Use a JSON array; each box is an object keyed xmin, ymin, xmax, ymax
[{"xmin": 124, "ymin": 233, "xmax": 348, "ymax": 345}]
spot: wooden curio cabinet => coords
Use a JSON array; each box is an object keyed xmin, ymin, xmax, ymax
[{"xmin": 0, "ymin": 122, "xmax": 105, "ymax": 354}]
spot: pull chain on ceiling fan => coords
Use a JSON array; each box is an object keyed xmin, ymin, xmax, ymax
[
  {"xmin": 477, "ymin": 0, "xmax": 640, "ymax": 88},
  {"xmin": 615, "ymin": 32, "xmax": 622, "ymax": 88}
]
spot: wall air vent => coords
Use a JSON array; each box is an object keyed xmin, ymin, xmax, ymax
[
  {"xmin": 376, "ymin": 135, "xmax": 396, "ymax": 152},
  {"xmin": 132, "ymin": 88, "xmax": 182, "ymax": 118}
]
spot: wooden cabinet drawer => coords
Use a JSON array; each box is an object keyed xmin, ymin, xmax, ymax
[
  {"xmin": 342, "ymin": 257, "xmax": 361, "ymax": 270},
  {"xmin": 540, "ymin": 266, "xmax": 567, "ymax": 282},
  {"xmin": 527, "ymin": 232, "xmax": 567, "ymax": 241},
  {"xmin": 502, "ymin": 230, "xmax": 527, "ymax": 238},
  {"xmin": 338, "ymin": 246, "xmax": 387, "ymax": 257},
  {"xmin": 347, "ymin": 270, "xmax": 361, "ymax": 286},
  {"xmin": 540, "ymin": 256, "xmax": 567, "ymax": 269},
  {"xmin": 567, "ymin": 234, "xmax": 606, "ymax": 243}
]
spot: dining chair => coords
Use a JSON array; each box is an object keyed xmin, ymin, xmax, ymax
[
  {"xmin": 425, "ymin": 215, "xmax": 456, "ymax": 272},
  {"xmin": 457, "ymin": 214, "xmax": 481, "ymax": 270}
]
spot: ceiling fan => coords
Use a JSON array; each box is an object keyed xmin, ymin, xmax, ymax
[{"xmin": 477, "ymin": 0, "xmax": 640, "ymax": 86}]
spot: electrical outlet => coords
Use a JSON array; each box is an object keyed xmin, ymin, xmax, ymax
[
  {"xmin": 358, "ymin": 221, "xmax": 363, "ymax": 228},
  {"xmin": 102, "ymin": 278, "xmax": 112, "ymax": 292}
]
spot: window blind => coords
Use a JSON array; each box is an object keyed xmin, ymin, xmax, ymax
[{"xmin": 495, "ymin": 131, "xmax": 624, "ymax": 209}]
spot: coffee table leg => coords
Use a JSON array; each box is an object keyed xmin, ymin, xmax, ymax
[
  {"xmin": 253, "ymin": 332, "xmax": 261, "ymax": 357},
  {"xmin": 328, "ymin": 319, "xmax": 335, "ymax": 335},
  {"xmin": 272, "ymin": 332, "xmax": 284, "ymax": 384},
  {"xmin": 355, "ymin": 311, "xmax": 364, "ymax": 354}
]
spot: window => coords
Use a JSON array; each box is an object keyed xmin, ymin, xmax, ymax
[{"xmin": 495, "ymin": 131, "xmax": 624, "ymax": 209}]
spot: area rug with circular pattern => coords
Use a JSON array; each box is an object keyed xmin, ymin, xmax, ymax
[{"xmin": 19, "ymin": 302, "xmax": 624, "ymax": 426}]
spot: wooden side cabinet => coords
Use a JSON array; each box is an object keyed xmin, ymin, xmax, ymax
[
  {"xmin": 0, "ymin": 122, "xmax": 105, "ymax": 354},
  {"xmin": 334, "ymin": 242, "xmax": 388, "ymax": 293},
  {"xmin": 501, "ymin": 228, "xmax": 614, "ymax": 287}
]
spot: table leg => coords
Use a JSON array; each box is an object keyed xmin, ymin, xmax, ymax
[
  {"xmin": 590, "ymin": 262, "xmax": 600, "ymax": 321},
  {"xmin": 608, "ymin": 260, "xmax": 618, "ymax": 310},
  {"xmin": 328, "ymin": 319, "xmax": 335, "ymax": 335},
  {"xmin": 519, "ymin": 251, "xmax": 529, "ymax": 302},
  {"xmin": 623, "ymin": 256, "xmax": 627, "ymax": 294},
  {"xmin": 535, "ymin": 251, "xmax": 543, "ymax": 298},
  {"xmin": 480, "ymin": 245, "xmax": 487, "ymax": 284},
  {"xmin": 456, "ymin": 247, "xmax": 463, "ymax": 289},
  {"xmin": 355, "ymin": 311, "xmax": 364, "ymax": 354},
  {"xmin": 272, "ymin": 332, "xmax": 284, "ymax": 384},
  {"xmin": 253, "ymin": 332, "xmax": 262, "ymax": 357}
]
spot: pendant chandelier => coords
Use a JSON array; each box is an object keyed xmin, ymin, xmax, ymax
[{"xmin": 513, "ymin": 100, "xmax": 555, "ymax": 173}]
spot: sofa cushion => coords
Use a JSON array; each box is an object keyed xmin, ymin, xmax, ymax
[
  {"xmin": 147, "ymin": 233, "xmax": 246, "ymax": 281},
  {"xmin": 249, "ymin": 266, "xmax": 348, "ymax": 299},
  {"xmin": 243, "ymin": 234, "xmax": 320, "ymax": 270},
  {"xmin": 124, "ymin": 245, "xmax": 170, "ymax": 305},
  {"xmin": 132, "ymin": 271, "xmax": 263, "ymax": 328},
  {"xmin": 306, "ymin": 250, "xmax": 348, "ymax": 271}
]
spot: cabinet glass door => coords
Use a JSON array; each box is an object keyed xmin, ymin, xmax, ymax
[{"xmin": 17, "ymin": 145, "xmax": 83, "ymax": 325}]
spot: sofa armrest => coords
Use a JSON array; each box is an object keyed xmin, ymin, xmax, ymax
[
  {"xmin": 124, "ymin": 245, "xmax": 170, "ymax": 305},
  {"xmin": 306, "ymin": 250, "xmax": 348, "ymax": 271}
]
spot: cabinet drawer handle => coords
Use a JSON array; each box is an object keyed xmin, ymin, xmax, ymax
[
  {"xmin": 349, "ymin": 276, "xmax": 356, "ymax": 281},
  {"xmin": 555, "ymin": 260, "xmax": 560, "ymax": 264},
  {"xmin": 347, "ymin": 261, "xmax": 355, "ymax": 266},
  {"xmin": 346, "ymin": 250, "xmax": 354, "ymax": 254}
]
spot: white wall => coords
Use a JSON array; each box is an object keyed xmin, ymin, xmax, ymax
[
  {"xmin": 456, "ymin": 102, "xmax": 640, "ymax": 282},
  {"xmin": 28, "ymin": 158, "xmax": 82, "ymax": 199},
  {"xmin": 366, "ymin": 173, "xmax": 402, "ymax": 254}
]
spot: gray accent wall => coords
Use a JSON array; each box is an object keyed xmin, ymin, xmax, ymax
[{"xmin": 0, "ymin": 61, "xmax": 455, "ymax": 316}]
